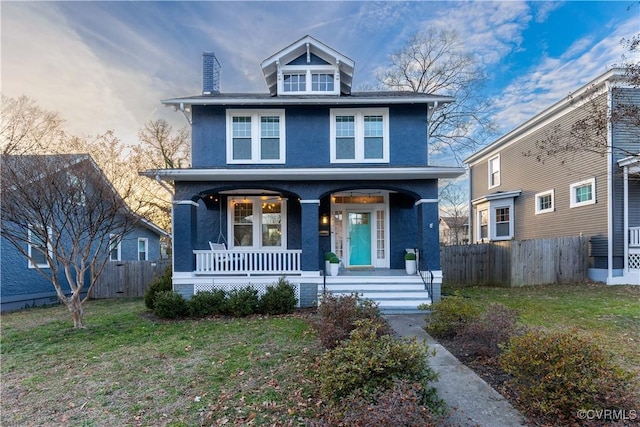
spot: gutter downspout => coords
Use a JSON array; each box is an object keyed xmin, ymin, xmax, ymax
[{"xmin": 606, "ymin": 80, "xmax": 614, "ymax": 284}]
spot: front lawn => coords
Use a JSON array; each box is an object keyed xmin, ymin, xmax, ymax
[
  {"xmin": 445, "ymin": 282, "xmax": 640, "ymax": 373},
  {"xmin": 1, "ymin": 299, "xmax": 323, "ymax": 426}
]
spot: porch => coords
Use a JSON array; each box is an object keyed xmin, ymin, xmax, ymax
[
  {"xmin": 629, "ymin": 226, "xmax": 640, "ymax": 270},
  {"xmin": 188, "ymin": 249, "xmax": 436, "ymax": 313}
]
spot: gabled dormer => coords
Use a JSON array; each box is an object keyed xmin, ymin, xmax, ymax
[{"xmin": 261, "ymin": 35, "xmax": 355, "ymax": 97}]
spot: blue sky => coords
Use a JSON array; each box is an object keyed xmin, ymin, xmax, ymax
[{"xmin": 2, "ymin": 1, "xmax": 638, "ymax": 166}]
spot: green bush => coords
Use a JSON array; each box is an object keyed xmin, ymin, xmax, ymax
[
  {"xmin": 144, "ymin": 265, "xmax": 172, "ymax": 310},
  {"xmin": 500, "ymin": 329, "xmax": 635, "ymax": 420},
  {"xmin": 153, "ymin": 291, "xmax": 189, "ymax": 319},
  {"xmin": 188, "ymin": 289, "xmax": 227, "ymax": 318},
  {"xmin": 324, "ymin": 252, "xmax": 336, "ymax": 261},
  {"xmin": 314, "ymin": 292, "xmax": 392, "ymax": 349},
  {"xmin": 455, "ymin": 303, "xmax": 523, "ymax": 358},
  {"xmin": 424, "ymin": 295, "xmax": 480, "ymax": 339},
  {"xmin": 225, "ymin": 286, "xmax": 260, "ymax": 317},
  {"xmin": 404, "ymin": 252, "xmax": 416, "ymax": 261},
  {"xmin": 259, "ymin": 278, "xmax": 297, "ymax": 315},
  {"xmin": 318, "ymin": 319, "xmax": 438, "ymax": 402}
]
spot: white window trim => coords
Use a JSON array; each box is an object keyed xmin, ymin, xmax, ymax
[
  {"xmin": 330, "ymin": 108, "xmax": 390, "ymax": 164},
  {"xmin": 138, "ymin": 238, "xmax": 149, "ymax": 261},
  {"xmin": 476, "ymin": 207, "xmax": 489, "ymax": 243},
  {"xmin": 535, "ymin": 189, "xmax": 555, "ymax": 215},
  {"xmin": 492, "ymin": 203, "xmax": 513, "ymax": 241},
  {"xmin": 109, "ymin": 234, "xmax": 121, "ymax": 261},
  {"xmin": 488, "ymin": 154, "xmax": 501, "ymax": 189},
  {"xmin": 227, "ymin": 197, "xmax": 288, "ymax": 249},
  {"xmin": 226, "ymin": 109, "xmax": 286, "ymax": 164},
  {"xmin": 474, "ymin": 198, "xmax": 515, "ymax": 242},
  {"xmin": 28, "ymin": 226, "xmax": 51, "ymax": 269},
  {"xmin": 570, "ymin": 178, "xmax": 596, "ymax": 208},
  {"xmin": 278, "ymin": 65, "xmax": 339, "ymax": 95}
]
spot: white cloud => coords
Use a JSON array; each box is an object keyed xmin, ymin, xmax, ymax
[{"xmin": 491, "ymin": 14, "xmax": 637, "ymax": 133}]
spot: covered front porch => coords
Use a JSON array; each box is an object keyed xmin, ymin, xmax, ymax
[{"xmin": 612, "ymin": 155, "xmax": 640, "ymax": 285}]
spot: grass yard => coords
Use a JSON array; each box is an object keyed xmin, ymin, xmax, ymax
[
  {"xmin": 1, "ymin": 299, "xmax": 323, "ymax": 427},
  {"xmin": 444, "ymin": 282, "xmax": 640, "ymax": 375}
]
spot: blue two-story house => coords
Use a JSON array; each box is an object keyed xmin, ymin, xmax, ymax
[{"xmin": 149, "ymin": 36, "xmax": 464, "ymax": 311}]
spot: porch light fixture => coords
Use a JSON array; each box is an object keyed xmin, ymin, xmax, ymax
[{"xmin": 320, "ymin": 214, "xmax": 329, "ymax": 226}]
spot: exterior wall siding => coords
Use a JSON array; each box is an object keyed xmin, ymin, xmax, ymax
[{"xmin": 190, "ymin": 104, "xmax": 429, "ymax": 168}]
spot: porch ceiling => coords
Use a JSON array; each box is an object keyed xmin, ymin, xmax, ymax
[{"xmin": 145, "ymin": 166, "xmax": 465, "ymax": 182}]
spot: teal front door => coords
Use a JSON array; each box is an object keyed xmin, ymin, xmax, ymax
[{"xmin": 348, "ymin": 212, "xmax": 372, "ymax": 266}]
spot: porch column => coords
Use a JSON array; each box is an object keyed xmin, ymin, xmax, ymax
[
  {"xmin": 416, "ymin": 198, "xmax": 440, "ymax": 270},
  {"xmin": 173, "ymin": 200, "xmax": 198, "ymax": 273},
  {"xmin": 300, "ymin": 199, "xmax": 321, "ymax": 275}
]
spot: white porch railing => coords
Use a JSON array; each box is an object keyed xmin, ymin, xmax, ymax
[
  {"xmin": 629, "ymin": 227, "xmax": 640, "ymax": 248},
  {"xmin": 193, "ymin": 249, "xmax": 302, "ymax": 275}
]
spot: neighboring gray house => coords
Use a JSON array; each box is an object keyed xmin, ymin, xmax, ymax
[
  {"xmin": 465, "ymin": 69, "xmax": 639, "ymax": 285},
  {"xmin": 1, "ymin": 154, "xmax": 169, "ymax": 312},
  {"xmin": 439, "ymin": 216, "xmax": 469, "ymax": 245}
]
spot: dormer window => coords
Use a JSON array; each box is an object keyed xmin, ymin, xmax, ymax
[
  {"xmin": 283, "ymin": 74, "xmax": 306, "ymax": 92},
  {"xmin": 312, "ymin": 73, "xmax": 334, "ymax": 91},
  {"xmin": 279, "ymin": 67, "xmax": 337, "ymax": 95}
]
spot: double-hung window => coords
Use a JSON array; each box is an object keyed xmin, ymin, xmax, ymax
[
  {"xmin": 488, "ymin": 155, "xmax": 500, "ymax": 188},
  {"xmin": 570, "ymin": 178, "xmax": 596, "ymax": 208},
  {"xmin": 494, "ymin": 207, "xmax": 510, "ymax": 238},
  {"xmin": 109, "ymin": 234, "xmax": 121, "ymax": 261},
  {"xmin": 478, "ymin": 209, "xmax": 488, "ymax": 241},
  {"xmin": 28, "ymin": 226, "xmax": 51, "ymax": 268},
  {"xmin": 330, "ymin": 109, "xmax": 389, "ymax": 163},
  {"xmin": 227, "ymin": 110, "xmax": 286, "ymax": 164},
  {"xmin": 229, "ymin": 197, "xmax": 286, "ymax": 249},
  {"xmin": 138, "ymin": 238, "xmax": 148, "ymax": 261}
]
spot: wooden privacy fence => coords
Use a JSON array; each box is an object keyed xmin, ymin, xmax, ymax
[
  {"xmin": 441, "ymin": 236, "xmax": 589, "ymax": 287},
  {"xmin": 92, "ymin": 260, "xmax": 170, "ymax": 298}
]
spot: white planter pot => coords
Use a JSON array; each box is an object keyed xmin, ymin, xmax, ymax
[
  {"xmin": 325, "ymin": 260, "xmax": 331, "ymax": 275},
  {"xmin": 405, "ymin": 260, "xmax": 416, "ymax": 275},
  {"xmin": 329, "ymin": 263, "xmax": 339, "ymax": 276}
]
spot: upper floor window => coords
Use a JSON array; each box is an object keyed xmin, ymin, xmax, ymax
[
  {"xmin": 28, "ymin": 225, "xmax": 51, "ymax": 268},
  {"xmin": 283, "ymin": 74, "xmax": 305, "ymax": 92},
  {"xmin": 570, "ymin": 178, "xmax": 596, "ymax": 208},
  {"xmin": 330, "ymin": 109, "xmax": 389, "ymax": 163},
  {"xmin": 312, "ymin": 73, "xmax": 334, "ymax": 91},
  {"xmin": 226, "ymin": 110, "xmax": 286, "ymax": 164},
  {"xmin": 535, "ymin": 190, "xmax": 554, "ymax": 214},
  {"xmin": 138, "ymin": 238, "xmax": 148, "ymax": 261},
  {"xmin": 488, "ymin": 155, "xmax": 500, "ymax": 188}
]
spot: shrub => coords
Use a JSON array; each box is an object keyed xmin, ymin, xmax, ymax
[
  {"xmin": 153, "ymin": 291, "xmax": 189, "ymax": 319},
  {"xmin": 324, "ymin": 252, "xmax": 336, "ymax": 261},
  {"xmin": 404, "ymin": 252, "xmax": 416, "ymax": 261},
  {"xmin": 259, "ymin": 278, "xmax": 297, "ymax": 315},
  {"xmin": 424, "ymin": 295, "xmax": 480, "ymax": 339},
  {"xmin": 224, "ymin": 286, "xmax": 260, "ymax": 317},
  {"xmin": 144, "ymin": 265, "xmax": 172, "ymax": 310},
  {"xmin": 500, "ymin": 329, "xmax": 635, "ymax": 420},
  {"xmin": 312, "ymin": 380, "xmax": 442, "ymax": 427},
  {"xmin": 188, "ymin": 289, "xmax": 227, "ymax": 318},
  {"xmin": 315, "ymin": 292, "xmax": 392, "ymax": 349},
  {"xmin": 455, "ymin": 303, "xmax": 523, "ymax": 358},
  {"xmin": 318, "ymin": 319, "xmax": 438, "ymax": 401}
]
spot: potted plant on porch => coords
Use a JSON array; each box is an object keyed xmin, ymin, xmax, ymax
[
  {"xmin": 329, "ymin": 255, "xmax": 340, "ymax": 276},
  {"xmin": 405, "ymin": 252, "xmax": 417, "ymax": 275},
  {"xmin": 324, "ymin": 252, "xmax": 336, "ymax": 275}
]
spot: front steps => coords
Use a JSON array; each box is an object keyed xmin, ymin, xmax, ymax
[{"xmin": 319, "ymin": 275, "xmax": 431, "ymax": 314}]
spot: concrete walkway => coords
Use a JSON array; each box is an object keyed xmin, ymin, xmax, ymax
[{"xmin": 386, "ymin": 314, "xmax": 528, "ymax": 427}]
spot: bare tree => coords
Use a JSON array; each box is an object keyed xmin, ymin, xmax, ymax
[
  {"xmin": 1, "ymin": 155, "xmax": 140, "ymax": 328},
  {"xmin": 377, "ymin": 28, "xmax": 496, "ymax": 163},
  {"xmin": 439, "ymin": 181, "xmax": 469, "ymax": 245},
  {"xmin": 525, "ymin": 34, "xmax": 639, "ymax": 163},
  {"xmin": 0, "ymin": 95, "xmax": 66, "ymax": 155}
]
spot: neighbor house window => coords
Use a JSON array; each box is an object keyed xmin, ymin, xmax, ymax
[
  {"xmin": 229, "ymin": 197, "xmax": 286, "ymax": 248},
  {"xmin": 494, "ymin": 207, "xmax": 510, "ymax": 238},
  {"xmin": 138, "ymin": 238, "xmax": 148, "ymax": 261},
  {"xmin": 535, "ymin": 190, "xmax": 554, "ymax": 214},
  {"xmin": 570, "ymin": 178, "xmax": 596, "ymax": 208},
  {"xmin": 28, "ymin": 226, "xmax": 51, "ymax": 268},
  {"xmin": 330, "ymin": 109, "xmax": 389, "ymax": 163},
  {"xmin": 478, "ymin": 209, "xmax": 488, "ymax": 240},
  {"xmin": 109, "ymin": 234, "xmax": 121, "ymax": 261},
  {"xmin": 488, "ymin": 155, "xmax": 500, "ymax": 188},
  {"xmin": 227, "ymin": 110, "xmax": 286, "ymax": 164}
]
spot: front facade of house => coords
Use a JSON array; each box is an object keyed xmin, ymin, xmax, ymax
[
  {"xmin": 465, "ymin": 69, "xmax": 639, "ymax": 285},
  {"xmin": 1, "ymin": 155, "xmax": 169, "ymax": 312},
  {"xmin": 152, "ymin": 36, "xmax": 464, "ymax": 309}
]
